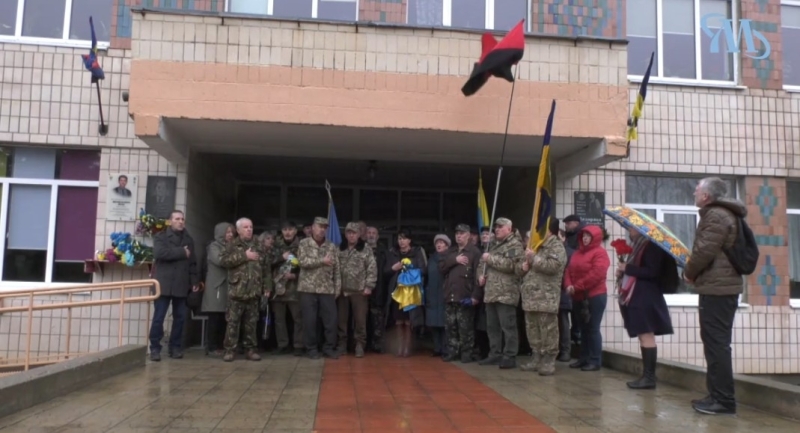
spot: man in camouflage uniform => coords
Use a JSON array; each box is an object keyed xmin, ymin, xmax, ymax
[
  {"xmin": 220, "ymin": 218, "xmax": 273, "ymax": 362},
  {"xmin": 271, "ymin": 220, "xmax": 303, "ymax": 356},
  {"xmin": 337, "ymin": 222, "xmax": 378, "ymax": 357},
  {"xmin": 298, "ymin": 217, "xmax": 342, "ymax": 359},
  {"xmin": 478, "ymin": 217, "xmax": 524, "ymax": 369},
  {"xmin": 440, "ymin": 224, "xmax": 483, "ymax": 363},
  {"xmin": 365, "ymin": 225, "xmax": 388, "ymax": 353},
  {"xmin": 516, "ymin": 219, "xmax": 568, "ymax": 375}
]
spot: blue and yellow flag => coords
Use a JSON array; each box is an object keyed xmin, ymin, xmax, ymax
[
  {"xmin": 325, "ymin": 181, "xmax": 342, "ymax": 245},
  {"xmin": 477, "ymin": 169, "xmax": 490, "ymax": 229},
  {"xmin": 626, "ymin": 52, "xmax": 654, "ymax": 142},
  {"xmin": 529, "ymin": 100, "xmax": 556, "ymax": 251}
]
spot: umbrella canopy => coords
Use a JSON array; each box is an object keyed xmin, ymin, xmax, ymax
[{"xmin": 603, "ymin": 206, "xmax": 691, "ymax": 267}]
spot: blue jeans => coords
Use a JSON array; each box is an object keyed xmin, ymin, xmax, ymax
[
  {"xmin": 579, "ymin": 293, "xmax": 607, "ymax": 366},
  {"xmin": 149, "ymin": 295, "xmax": 187, "ymax": 353}
]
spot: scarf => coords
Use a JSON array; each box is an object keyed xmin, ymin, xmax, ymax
[{"xmin": 618, "ymin": 235, "xmax": 649, "ymax": 306}]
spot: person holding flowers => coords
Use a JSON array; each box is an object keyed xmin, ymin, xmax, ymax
[{"xmin": 615, "ymin": 227, "xmax": 678, "ymax": 390}]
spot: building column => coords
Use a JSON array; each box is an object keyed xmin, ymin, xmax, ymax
[
  {"xmin": 740, "ymin": 0, "xmax": 783, "ymax": 89},
  {"xmin": 743, "ymin": 177, "xmax": 790, "ymax": 306}
]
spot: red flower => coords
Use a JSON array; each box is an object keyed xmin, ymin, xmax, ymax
[{"xmin": 610, "ymin": 238, "xmax": 633, "ymax": 256}]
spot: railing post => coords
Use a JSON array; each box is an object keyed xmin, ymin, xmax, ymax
[
  {"xmin": 65, "ymin": 293, "xmax": 72, "ymax": 360},
  {"xmin": 25, "ymin": 293, "xmax": 33, "ymax": 371},
  {"xmin": 118, "ymin": 284, "xmax": 126, "ymax": 346}
]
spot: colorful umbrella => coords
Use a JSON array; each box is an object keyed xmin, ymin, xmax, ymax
[{"xmin": 602, "ymin": 206, "xmax": 691, "ymax": 267}]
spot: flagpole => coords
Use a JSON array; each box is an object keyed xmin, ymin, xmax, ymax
[
  {"xmin": 95, "ymin": 81, "xmax": 108, "ymax": 136},
  {"xmin": 481, "ymin": 63, "xmax": 521, "ymax": 275}
]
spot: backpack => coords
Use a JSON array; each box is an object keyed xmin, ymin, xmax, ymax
[
  {"xmin": 722, "ymin": 216, "xmax": 760, "ymax": 275},
  {"xmin": 660, "ymin": 253, "xmax": 680, "ymax": 294}
]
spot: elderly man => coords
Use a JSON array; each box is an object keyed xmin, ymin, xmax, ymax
[
  {"xmin": 271, "ymin": 220, "xmax": 303, "ymax": 356},
  {"xmin": 516, "ymin": 219, "xmax": 567, "ymax": 375},
  {"xmin": 298, "ymin": 217, "xmax": 342, "ymax": 359},
  {"xmin": 684, "ymin": 177, "xmax": 748, "ymax": 415},
  {"xmin": 365, "ymin": 225, "xmax": 388, "ymax": 353},
  {"xmin": 478, "ymin": 217, "xmax": 525, "ymax": 369},
  {"xmin": 149, "ymin": 210, "xmax": 198, "ymax": 361},
  {"xmin": 219, "ymin": 218, "xmax": 273, "ymax": 362},
  {"xmin": 337, "ymin": 222, "xmax": 378, "ymax": 357}
]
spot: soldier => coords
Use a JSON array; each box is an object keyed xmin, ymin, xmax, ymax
[
  {"xmin": 516, "ymin": 219, "xmax": 568, "ymax": 375},
  {"xmin": 440, "ymin": 224, "xmax": 483, "ymax": 363},
  {"xmin": 337, "ymin": 222, "xmax": 378, "ymax": 357},
  {"xmin": 271, "ymin": 220, "xmax": 303, "ymax": 356},
  {"xmin": 298, "ymin": 216, "xmax": 342, "ymax": 359},
  {"xmin": 219, "ymin": 218, "xmax": 273, "ymax": 362},
  {"xmin": 365, "ymin": 225, "xmax": 388, "ymax": 353},
  {"xmin": 478, "ymin": 217, "xmax": 524, "ymax": 369}
]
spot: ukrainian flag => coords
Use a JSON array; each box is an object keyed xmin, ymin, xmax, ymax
[
  {"xmin": 326, "ymin": 183, "xmax": 342, "ymax": 245},
  {"xmin": 477, "ymin": 169, "xmax": 490, "ymax": 229},
  {"xmin": 627, "ymin": 52, "xmax": 654, "ymax": 142},
  {"xmin": 529, "ymin": 100, "xmax": 556, "ymax": 251}
]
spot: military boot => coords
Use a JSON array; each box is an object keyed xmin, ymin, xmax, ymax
[
  {"xmin": 538, "ymin": 354, "xmax": 556, "ymax": 376},
  {"xmin": 519, "ymin": 352, "xmax": 541, "ymax": 372},
  {"xmin": 246, "ymin": 350, "xmax": 262, "ymax": 361},
  {"xmin": 478, "ymin": 355, "xmax": 502, "ymax": 366}
]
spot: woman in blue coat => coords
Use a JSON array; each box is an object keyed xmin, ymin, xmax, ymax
[
  {"xmin": 425, "ymin": 234, "xmax": 450, "ymax": 357},
  {"xmin": 617, "ymin": 227, "xmax": 678, "ymax": 390}
]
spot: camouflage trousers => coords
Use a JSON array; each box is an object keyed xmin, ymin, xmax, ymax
[
  {"xmin": 445, "ymin": 303, "xmax": 475, "ymax": 356},
  {"xmin": 524, "ymin": 311, "xmax": 559, "ymax": 356},
  {"xmin": 369, "ymin": 305, "xmax": 384, "ymax": 350},
  {"xmin": 224, "ymin": 299, "xmax": 260, "ymax": 352}
]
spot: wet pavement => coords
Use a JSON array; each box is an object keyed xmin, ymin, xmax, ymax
[{"xmin": 0, "ymin": 350, "xmax": 798, "ymax": 433}]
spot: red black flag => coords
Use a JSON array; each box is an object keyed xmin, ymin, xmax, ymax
[{"xmin": 461, "ymin": 19, "xmax": 526, "ymax": 97}]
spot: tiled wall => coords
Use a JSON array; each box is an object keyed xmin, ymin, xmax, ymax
[
  {"xmin": 360, "ymin": 0, "xmax": 407, "ymax": 23},
  {"xmin": 740, "ymin": 0, "xmax": 783, "ymax": 89},
  {"xmin": 113, "ymin": 0, "xmax": 225, "ymax": 49},
  {"xmin": 531, "ymin": 0, "xmax": 622, "ymax": 38}
]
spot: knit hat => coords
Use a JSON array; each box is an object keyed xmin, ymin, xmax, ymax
[{"xmin": 433, "ymin": 234, "xmax": 452, "ymax": 246}]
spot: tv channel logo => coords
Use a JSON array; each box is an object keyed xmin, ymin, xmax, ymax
[{"xmin": 700, "ymin": 13, "xmax": 771, "ymax": 60}]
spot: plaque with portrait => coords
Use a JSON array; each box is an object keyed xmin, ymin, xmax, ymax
[
  {"xmin": 573, "ymin": 191, "xmax": 605, "ymax": 226},
  {"xmin": 145, "ymin": 176, "xmax": 177, "ymax": 219},
  {"xmin": 106, "ymin": 173, "xmax": 138, "ymax": 221}
]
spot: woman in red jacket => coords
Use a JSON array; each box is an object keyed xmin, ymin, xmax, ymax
[{"xmin": 564, "ymin": 225, "xmax": 610, "ymax": 371}]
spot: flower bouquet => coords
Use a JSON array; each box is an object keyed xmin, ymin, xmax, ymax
[
  {"xmin": 135, "ymin": 208, "xmax": 170, "ymax": 237},
  {"xmin": 273, "ymin": 254, "xmax": 300, "ymax": 297},
  {"xmin": 95, "ymin": 232, "xmax": 154, "ymax": 267},
  {"xmin": 610, "ymin": 238, "xmax": 633, "ymax": 262}
]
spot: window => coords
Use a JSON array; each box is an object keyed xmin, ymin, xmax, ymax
[
  {"xmin": 0, "ymin": 147, "xmax": 100, "ymax": 288},
  {"xmin": 1, "ymin": 0, "xmax": 112, "ymax": 48},
  {"xmin": 625, "ymin": 175, "xmax": 739, "ymax": 302},
  {"xmin": 782, "ymin": 2, "xmax": 800, "ymax": 88},
  {"xmin": 228, "ymin": 0, "xmax": 357, "ymax": 21},
  {"xmin": 627, "ymin": 0, "xmax": 736, "ymax": 84},
  {"xmin": 786, "ymin": 181, "xmax": 800, "ymax": 306}
]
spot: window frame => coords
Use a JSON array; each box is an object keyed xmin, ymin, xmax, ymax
[
  {"xmin": 786, "ymin": 208, "xmax": 800, "ymax": 308},
  {"xmin": 782, "ymin": 0, "xmax": 800, "ymax": 93},
  {"xmin": 225, "ymin": 0, "xmax": 361, "ymax": 21},
  {"xmin": 627, "ymin": 0, "xmax": 742, "ymax": 89},
  {"xmin": 0, "ymin": 0, "xmax": 111, "ymax": 50},
  {"xmin": 0, "ymin": 176, "xmax": 100, "ymax": 291}
]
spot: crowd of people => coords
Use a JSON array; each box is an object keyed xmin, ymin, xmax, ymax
[{"xmin": 145, "ymin": 177, "xmax": 746, "ymax": 415}]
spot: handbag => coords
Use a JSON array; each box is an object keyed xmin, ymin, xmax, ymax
[{"xmin": 186, "ymin": 282, "xmax": 204, "ymax": 311}]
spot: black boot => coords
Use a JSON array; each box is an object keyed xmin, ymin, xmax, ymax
[{"xmin": 627, "ymin": 347, "xmax": 657, "ymax": 390}]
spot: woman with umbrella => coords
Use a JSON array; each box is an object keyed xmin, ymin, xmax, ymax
[{"xmin": 604, "ymin": 206, "xmax": 689, "ymax": 390}]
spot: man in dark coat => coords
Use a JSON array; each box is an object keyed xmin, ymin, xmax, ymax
[
  {"xmin": 149, "ymin": 210, "xmax": 199, "ymax": 361},
  {"xmin": 440, "ymin": 224, "xmax": 482, "ymax": 363},
  {"xmin": 365, "ymin": 226, "xmax": 389, "ymax": 353}
]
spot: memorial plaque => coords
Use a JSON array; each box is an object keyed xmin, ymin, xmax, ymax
[
  {"xmin": 145, "ymin": 176, "xmax": 177, "ymax": 219},
  {"xmin": 106, "ymin": 173, "xmax": 138, "ymax": 221},
  {"xmin": 573, "ymin": 191, "xmax": 605, "ymax": 226}
]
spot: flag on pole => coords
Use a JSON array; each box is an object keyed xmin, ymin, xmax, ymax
[
  {"xmin": 461, "ymin": 19, "xmax": 526, "ymax": 96},
  {"xmin": 81, "ymin": 16, "xmax": 105, "ymax": 83},
  {"xmin": 325, "ymin": 180, "xmax": 342, "ymax": 245},
  {"xmin": 528, "ymin": 99, "xmax": 557, "ymax": 251},
  {"xmin": 477, "ymin": 169, "xmax": 491, "ymax": 229},
  {"xmin": 626, "ymin": 52, "xmax": 655, "ymax": 142}
]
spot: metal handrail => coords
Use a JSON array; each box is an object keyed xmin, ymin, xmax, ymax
[{"xmin": 0, "ymin": 279, "xmax": 161, "ymax": 371}]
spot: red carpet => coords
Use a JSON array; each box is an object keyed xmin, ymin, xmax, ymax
[{"xmin": 314, "ymin": 354, "xmax": 556, "ymax": 433}]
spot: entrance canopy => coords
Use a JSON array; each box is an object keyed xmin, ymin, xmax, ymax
[{"xmin": 143, "ymin": 118, "xmax": 626, "ymax": 178}]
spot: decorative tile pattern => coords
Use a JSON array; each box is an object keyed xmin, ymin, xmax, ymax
[
  {"xmin": 740, "ymin": 0, "xmax": 783, "ymax": 89},
  {"xmin": 756, "ymin": 179, "xmax": 778, "ymax": 225},
  {"xmin": 758, "ymin": 255, "xmax": 779, "ymax": 305},
  {"xmin": 359, "ymin": 0, "xmax": 407, "ymax": 23},
  {"xmin": 532, "ymin": 0, "xmax": 620, "ymax": 38},
  {"xmin": 112, "ymin": 0, "xmax": 225, "ymax": 49}
]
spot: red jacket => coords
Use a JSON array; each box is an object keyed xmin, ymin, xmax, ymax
[{"xmin": 564, "ymin": 225, "xmax": 610, "ymax": 300}]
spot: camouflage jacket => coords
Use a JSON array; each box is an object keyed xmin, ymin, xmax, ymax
[
  {"xmin": 483, "ymin": 230, "xmax": 524, "ymax": 306},
  {"xmin": 219, "ymin": 237, "xmax": 274, "ymax": 301},
  {"xmin": 297, "ymin": 237, "xmax": 342, "ymax": 296},
  {"xmin": 338, "ymin": 239, "xmax": 378, "ymax": 296},
  {"xmin": 271, "ymin": 235, "xmax": 301, "ymax": 302},
  {"xmin": 515, "ymin": 235, "xmax": 568, "ymax": 313}
]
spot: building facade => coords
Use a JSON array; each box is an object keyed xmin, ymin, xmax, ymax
[{"xmin": 0, "ymin": 0, "xmax": 799, "ymax": 374}]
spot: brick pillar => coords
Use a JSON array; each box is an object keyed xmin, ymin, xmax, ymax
[
  {"xmin": 740, "ymin": 0, "xmax": 783, "ymax": 89},
  {"xmin": 359, "ymin": 0, "xmax": 408, "ymax": 24},
  {"xmin": 743, "ymin": 177, "xmax": 790, "ymax": 306}
]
